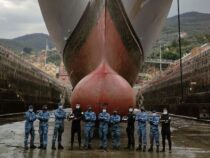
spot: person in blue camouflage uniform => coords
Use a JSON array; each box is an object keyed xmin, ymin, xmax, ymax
[
  {"xmin": 110, "ymin": 110, "xmax": 121, "ymax": 150},
  {"xmin": 136, "ymin": 106, "xmax": 148, "ymax": 152},
  {"xmin": 148, "ymin": 110, "xmax": 160, "ymax": 152},
  {"xmin": 24, "ymin": 105, "xmax": 37, "ymax": 150},
  {"xmin": 98, "ymin": 106, "xmax": 110, "ymax": 150},
  {"xmin": 37, "ymin": 105, "xmax": 50, "ymax": 150},
  {"xmin": 52, "ymin": 103, "xmax": 66, "ymax": 150},
  {"xmin": 83, "ymin": 106, "xmax": 96, "ymax": 149}
]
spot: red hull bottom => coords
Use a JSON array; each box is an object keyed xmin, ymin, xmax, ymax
[{"xmin": 71, "ymin": 62, "xmax": 135, "ymax": 115}]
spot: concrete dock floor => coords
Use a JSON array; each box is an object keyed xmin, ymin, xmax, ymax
[{"xmin": 0, "ymin": 115, "xmax": 210, "ymax": 158}]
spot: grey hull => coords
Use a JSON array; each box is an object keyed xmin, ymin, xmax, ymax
[{"xmin": 38, "ymin": 0, "xmax": 172, "ymax": 57}]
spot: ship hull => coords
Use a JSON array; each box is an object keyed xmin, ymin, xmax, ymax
[
  {"xmin": 38, "ymin": 0, "xmax": 172, "ymax": 115},
  {"xmin": 64, "ymin": 1, "xmax": 142, "ymax": 115}
]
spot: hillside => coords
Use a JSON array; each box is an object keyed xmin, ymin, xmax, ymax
[
  {"xmin": 0, "ymin": 33, "xmax": 54, "ymax": 53},
  {"xmin": 151, "ymin": 12, "xmax": 210, "ymax": 60},
  {"xmin": 161, "ymin": 11, "xmax": 210, "ymax": 43},
  {"xmin": 0, "ymin": 12, "xmax": 209, "ymax": 53},
  {"xmin": 0, "ymin": 39, "xmax": 23, "ymax": 53}
]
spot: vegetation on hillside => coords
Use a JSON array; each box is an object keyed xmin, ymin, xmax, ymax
[
  {"xmin": 152, "ymin": 34, "xmax": 210, "ymax": 60},
  {"xmin": 0, "ymin": 33, "xmax": 54, "ymax": 53},
  {"xmin": 0, "ymin": 33, "xmax": 61, "ymax": 66},
  {"xmin": 151, "ymin": 12, "xmax": 210, "ymax": 60}
]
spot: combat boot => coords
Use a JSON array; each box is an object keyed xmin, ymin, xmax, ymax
[
  {"xmin": 58, "ymin": 144, "xmax": 64, "ymax": 149},
  {"xmin": 148, "ymin": 145, "xmax": 153, "ymax": 152},
  {"xmin": 42, "ymin": 145, "xmax": 47, "ymax": 150},
  {"xmin": 131, "ymin": 144, "xmax": 135, "ymax": 150},
  {"xmin": 88, "ymin": 144, "xmax": 92, "ymax": 149},
  {"xmin": 51, "ymin": 143, "xmax": 56, "ymax": 150},
  {"xmin": 30, "ymin": 145, "xmax": 37, "ymax": 149},
  {"xmin": 83, "ymin": 146, "xmax": 88, "ymax": 150},
  {"xmin": 70, "ymin": 143, "xmax": 73, "ymax": 150},
  {"xmin": 103, "ymin": 147, "xmax": 108, "ymax": 151},
  {"xmin": 156, "ymin": 145, "xmax": 159, "ymax": 152},
  {"xmin": 161, "ymin": 148, "xmax": 165, "ymax": 152},
  {"xmin": 143, "ymin": 145, "xmax": 146, "ymax": 152},
  {"xmin": 24, "ymin": 146, "xmax": 29, "ymax": 150},
  {"xmin": 136, "ymin": 145, "xmax": 142, "ymax": 151},
  {"xmin": 38, "ymin": 144, "xmax": 43, "ymax": 149},
  {"xmin": 169, "ymin": 145, "xmax": 172, "ymax": 153}
]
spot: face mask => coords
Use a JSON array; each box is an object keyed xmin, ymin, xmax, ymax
[
  {"xmin": 152, "ymin": 113, "xmax": 156, "ymax": 116},
  {"xmin": 29, "ymin": 109, "xmax": 33, "ymax": 112},
  {"xmin": 102, "ymin": 109, "xmax": 106, "ymax": 113},
  {"xmin": 129, "ymin": 108, "xmax": 133, "ymax": 112},
  {"xmin": 59, "ymin": 105, "xmax": 63, "ymax": 109},
  {"xmin": 114, "ymin": 112, "xmax": 117, "ymax": 115},
  {"xmin": 76, "ymin": 105, "xmax": 80, "ymax": 109},
  {"xmin": 43, "ymin": 107, "xmax": 47, "ymax": 111},
  {"xmin": 88, "ymin": 108, "xmax": 92, "ymax": 111},
  {"xmin": 163, "ymin": 110, "xmax": 168, "ymax": 114}
]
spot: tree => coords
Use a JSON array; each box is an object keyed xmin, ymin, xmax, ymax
[
  {"xmin": 23, "ymin": 47, "xmax": 32, "ymax": 54},
  {"xmin": 162, "ymin": 51, "xmax": 179, "ymax": 60}
]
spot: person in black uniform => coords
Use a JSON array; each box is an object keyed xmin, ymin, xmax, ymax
[
  {"xmin": 125, "ymin": 107, "xmax": 136, "ymax": 150},
  {"xmin": 160, "ymin": 108, "xmax": 172, "ymax": 153},
  {"xmin": 69, "ymin": 104, "xmax": 83, "ymax": 150}
]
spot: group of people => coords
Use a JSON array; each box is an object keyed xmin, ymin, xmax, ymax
[
  {"xmin": 81, "ymin": 105, "xmax": 121, "ymax": 151},
  {"xmin": 65, "ymin": 104, "xmax": 121, "ymax": 150},
  {"xmin": 126, "ymin": 106, "xmax": 172, "ymax": 153},
  {"xmin": 24, "ymin": 104, "xmax": 66, "ymax": 150},
  {"xmin": 24, "ymin": 103, "xmax": 172, "ymax": 153}
]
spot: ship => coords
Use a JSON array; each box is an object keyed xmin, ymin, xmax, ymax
[
  {"xmin": 0, "ymin": 45, "xmax": 66, "ymax": 115},
  {"xmin": 38, "ymin": 0, "xmax": 172, "ymax": 115},
  {"xmin": 141, "ymin": 43, "xmax": 210, "ymax": 119}
]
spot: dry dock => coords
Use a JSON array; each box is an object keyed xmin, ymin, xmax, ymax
[{"xmin": 0, "ymin": 115, "xmax": 210, "ymax": 158}]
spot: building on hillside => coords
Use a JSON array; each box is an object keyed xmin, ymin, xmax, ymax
[{"xmin": 57, "ymin": 62, "xmax": 70, "ymax": 85}]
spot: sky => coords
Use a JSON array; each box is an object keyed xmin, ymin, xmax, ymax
[{"xmin": 0, "ymin": 0, "xmax": 210, "ymax": 39}]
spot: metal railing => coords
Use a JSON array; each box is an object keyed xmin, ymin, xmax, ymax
[{"xmin": 145, "ymin": 58, "xmax": 174, "ymax": 64}]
